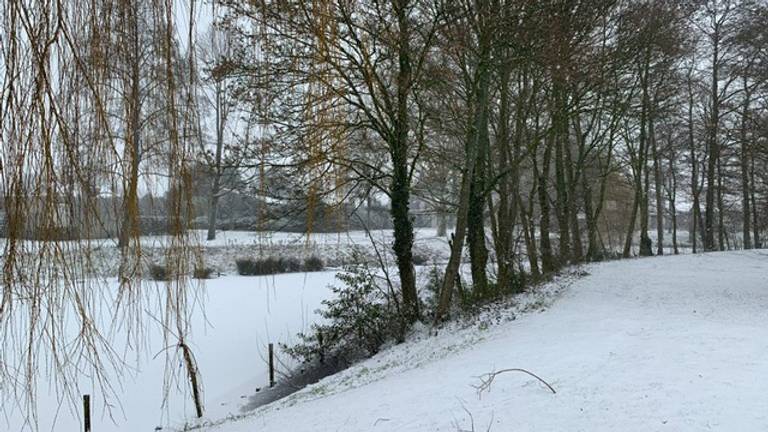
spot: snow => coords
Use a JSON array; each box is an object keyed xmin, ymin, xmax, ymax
[
  {"xmin": 0, "ymin": 228, "xmax": 450, "ymax": 278},
  {"xmin": 191, "ymin": 250, "xmax": 768, "ymax": 432},
  {"xmin": 4, "ymin": 228, "xmax": 766, "ymax": 432},
  {"xmin": 2, "ymin": 272, "xmax": 338, "ymax": 432}
]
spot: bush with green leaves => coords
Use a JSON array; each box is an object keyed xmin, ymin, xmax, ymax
[
  {"xmin": 284, "ymin": 262, "xmax": 404, "ymax": 365},
  {"xmin": 421, "ymin": 264, "xmax": 444, "ymax": 314},
  {"xmin": 236, "ymin": 255, "xmax": 325, "ymax": 276},
  {"xmin": 303, "ymin": 256, "xmax": 324, "ymax": 272},
  {"xmin": 412, "ymin": 253, "xmax": 429, "ymax": 266},
  {"xmin": 235, "ymin": 258, "xmax": 258, "ymax": 275},
  {"xmin": 149, "ymin": 264, "xmax": 169, "ymax": 281},
  {"xmin": 282, "ymin": 257, "xmax": 303, "ymax": 273},
  {"xmin": 193, "ymin": 266, "xmax": 215, "ymax": 279},
  {"xmin": 235, "ymin": 257, "xmax": 281, "ymax": 275}
]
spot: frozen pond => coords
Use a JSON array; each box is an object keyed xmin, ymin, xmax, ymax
[{"xmin": 2, "ymin": 272, "xmax": 338, "ymax": 432}]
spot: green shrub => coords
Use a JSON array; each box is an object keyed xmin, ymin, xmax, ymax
[
  {"xmin": 284, "ymin": 262, "xmax": 404, "ymax": 365},
  {"xmin": 149, "ymin": 264, "xmax": 169, "ymax": 281},
  {"xmin": 421, "ymin": 264, "xmax": 444, "ymax": 315},
  {"xmin": 303, "ymin": 256, "xmax": 325, "ymax": 272},
  {"xmin": 193, "ymin": 266, "xmax": 215, "ymax": 279},
  {"xmin": 235, "ymin": 258, "xmax": 258, "ymax": 275},
  {"xmin": 236, "ymin": 257, "xmax": 279, "ymax": 275},
  {"xmin": 260, "ymin": 257, "xmax": 283, "ymax": 275},
  {"xmin": 412, "ymin": 253, "xmax": 429, "ymax": 266},
  {"xmin": 236, "ymin": 256, "xmax": 321, "ymax": 276},
  {"xmin": 282, "ymin": 257, "xmax": 303, "ymax": 273}
]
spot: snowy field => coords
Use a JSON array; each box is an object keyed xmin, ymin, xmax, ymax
[
  {"xmin": 191, "ymin": 250, "xmax": 768, "ymax": 432},
  {"xmin": 2, "ymin": 272, "xmax": 338, "ymax": 432},
  {"xmin": 0, "ymin": 228, "xmax": 451, "ymax": 278}
]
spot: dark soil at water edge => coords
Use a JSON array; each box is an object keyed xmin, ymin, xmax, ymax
[{"xmin": 239, "ymin": 360, "xmax": 348, "ymax": 413}]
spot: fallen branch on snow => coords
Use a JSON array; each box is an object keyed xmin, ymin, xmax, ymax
[{"xmin": 473, "ymin": 368, "xmax": 556, "ymax": 396}]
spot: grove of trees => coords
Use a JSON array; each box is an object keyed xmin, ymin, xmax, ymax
[{"xmin": 214, "ymin": 0, "xmax": 768, "ymax": 321}]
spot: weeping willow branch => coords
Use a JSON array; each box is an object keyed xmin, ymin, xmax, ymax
[{"xmin": 0, "ymin": 0, "xmax": 204, "ymax": 427}]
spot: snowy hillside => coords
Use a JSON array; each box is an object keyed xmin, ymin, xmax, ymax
[{"xmin": 192, "ymin": 251, "xmax": 768, "ymax": 432}]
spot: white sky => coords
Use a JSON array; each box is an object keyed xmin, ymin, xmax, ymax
[{"xmin": 175, "ymin": 0, "xmax": 215, "ymax": 52}]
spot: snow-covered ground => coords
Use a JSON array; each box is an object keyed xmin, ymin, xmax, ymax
[
  {"xmin": 3, "ymin": 228, "xmax": 764, "ymax": 432},
  {"xmin": 2, "ymin": 272, "xmax": 339, "ymax": 432},
  {"xmin": 191, "ymin": 250, "xmax": 768, "ymax": 432}
]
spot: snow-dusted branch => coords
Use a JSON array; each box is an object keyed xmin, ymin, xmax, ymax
[{"xmin": 473, "ymin": 368, "xmax": 557, "ymax": 397}]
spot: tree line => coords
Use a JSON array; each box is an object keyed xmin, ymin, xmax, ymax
[{"xmin": 210, "ymin": 0, "xmax": 768, "ymax": 322}]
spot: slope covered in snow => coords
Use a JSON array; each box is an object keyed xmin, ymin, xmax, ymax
[{"xmin": 193, "ymin": 250, "xmax": 768, "ymax": 432}]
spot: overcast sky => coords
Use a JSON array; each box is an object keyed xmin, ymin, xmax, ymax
[{"xmin": 175, "ymin": 0, "xmax": 215, "ymax": 52}]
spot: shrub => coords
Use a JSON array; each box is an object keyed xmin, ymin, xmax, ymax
[
  {"xmin": 149, "ymin": 264, "xmax": 169, "ymax": 281},
  {"xmin": 303, "ymin": 256, "xmax": 325, "ymax": 272},
  {"xmin": 421, "ymin": 264, "xmax": 444, "ymax": 315},
  {"xmin": 282, "ymin": 257, "xmax": 303, "ymax": 273},
  {"xmin": 236, "ymin": 257, "xmax": 274, "ymax": 275},
  {"xmin": 259, "ymin": 257, "xmax": 282, "ymax": 275},
  {"xmin": 412, "ymin": 253, "xmax": 429, "ymax": 266},
  {"xmin": 284, "ymin": 262, "xmax": 404, "ymax": 365},
  {"xmin": 193, "ymin": 266, "xmax": 215, "ymax": 279},
  {"xmin": 236, "ymin": 256, "xmax": 308, "ymax": 275},
  {"xmin": 236, "ymin": 258, "xmax": 258, "ymax": 276}
]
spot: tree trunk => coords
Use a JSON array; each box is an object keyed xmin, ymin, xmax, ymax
[
  {"xmin": 638, "ymin": 72, "xmax": 652, "ymax": 257},
  {"xmin": 538, "ymin": 137, "xmax": 556, "ymax": 272},
  {"xmin": 467, "ymin": 31, "xmax": 492, "ymax": 298},
  {"xmin": 740, "ymin": 77, "xmax": 752, "ymax": 249},
  {"xmin": 652, "ymin": 118, "xmax": 664, "ymax": 256},
  {"xmin": 688, "ymin": 76, "xmax": 701, "ymax": 254},
  {"xmin": 435, "ymin": 2, "xmax": 492, "ymax": 320},
  {"xmin": 750, "ymin": 142, "xmax": 760, "ymax": 248},
  {"xmin": 667, "ymin": 152, "xmax": 679, "ymax": 255},
  {"xmin": 623, "ymin": 190, "xmax": 639, "ymax": 258},
  {"xmin": 716, "ymin": 157, "xmax": 725, "ymax": 251},
  {"xmin": 552, "ymin": 82, "xmax": 571, "ymax": 264},
  {"xmin": 207, "ymin": 81, "xmax": 226, "ymax": 241},
  {"xmin": 468, "ymin": 137, "xmax": 489, "ymax": 297},
  {"xmin": 565, "ymin": 139, "xmax": 583, "ymax": 263},
  {"xmin": 392, "ymin": 0, "xmax": 418, "ymax": 322},
  {"xmin": 704, "ymin": 32, "xmax": 720, "ymax": 251},
  {"xmin": 118, "ymin": 3, "xmax": 142, "ymax": 250},
  {"xmin": 583, "ymin": 180, "xmax": 598, "ymax": 261},
  {"xmin": 492, "ymin": 59, "xmax": 516, "ymax": 292},
  {"xmin": 519, "ymin": 189, "xmax": 539, "ymax": 277},
  {"xmin": 391, "ymin": 146, "xmax": 418, "ymax": 321},
  {"xmin": 585, "ymin": 136, "xmax": 613, "ymax": 261}
]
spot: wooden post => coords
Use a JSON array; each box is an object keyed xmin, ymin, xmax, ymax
[
  {"xmin": 268, "ymin": 343, "xmax": 275, "ymax": 388},
  {"xmin": 83, "ymin": 394, "xmax": 91, "ymax": 432},
  {"xmin": 317, "ymin": 329, "xmax": 324, "ymax": 364}
]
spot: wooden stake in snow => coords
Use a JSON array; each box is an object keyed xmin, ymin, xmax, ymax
[
  {"xmin": 83, "ymin": 394, "xmax": 91, "ymax": 432},
  {"xmin": 268, "ymin": 343, "xmax": 276, "ymax": 388}
]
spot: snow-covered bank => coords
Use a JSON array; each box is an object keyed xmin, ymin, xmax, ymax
[{"xmin": 192, "ymin": 250, "xmax": 768, "ymax": 432}]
